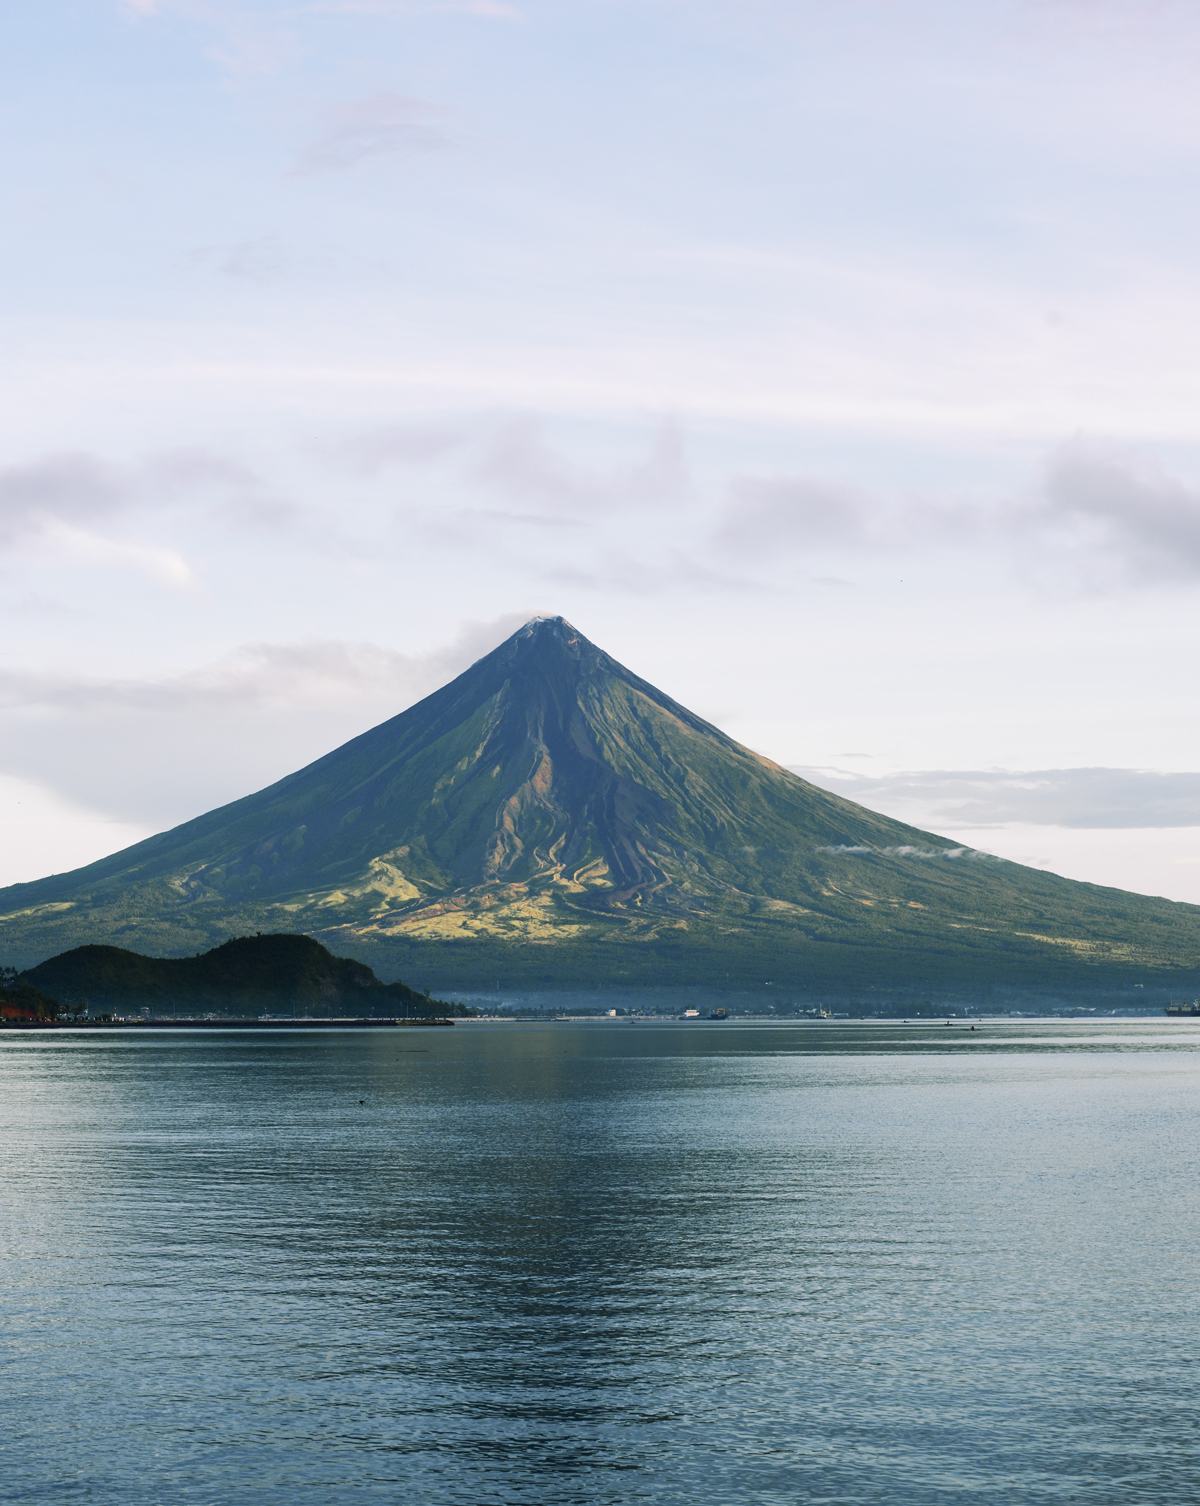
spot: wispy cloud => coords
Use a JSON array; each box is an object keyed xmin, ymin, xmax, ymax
[
  {"xmin": 816, "ymin": 841, "xmax": 994, "ymax": 860},
  {"xmin": 0, "ymin": 447, "xmax": 276, "ymax": 581},
  {"xmin": 794, "ymin": 765, "xmax": 1200, "ymax": 830},
  {"xmin": 323, "ymin": 423, "xmax": 465, "ymax": 474},
  {"xmin": 0, "ymin": 453, "xmax": 127, "ymax": 546},
  {"xmin": 474, "ymin": 418, "xmax": 692, "ymax": 517},
  {"xmin": 294, "ymin": 92, "xmax": 445, "ymax": 174},
  {"xmin": 0, "ymin": 614, "xmax": 528, "ymax": 716},
  {"xmin": 189, "ymin": 236, "xmax": 288, "ymax": 284},
  {"xmin": 38, "ymin": 522, "xmax": 193, "ymax": 589},
  {"xmin": 473, "ymin": 421, "xmax": 598, "ymax": 511},
  {"xmin": 715, "ymin": 442, "xmax": 1200, "ymax": 591},
  {"xmin": 542, "ymin": 548, "xmax": 755, "ymax": 596},
  {"xmin": 444, "ymin": 1, "xmax": 519, "ymax": 15},
  {"xmin": 119, "ymin": 3, "xmax": 308, "ymax": 76},
  {"xmin": 207, "ymin": 23, "xmax": 306, "ymax": 76},
  {"xmin": 715, "ymin": 476, "xmax": 870, "ymax": 553},
  {"xmin": 1035, "ymin": 444, "xmax": 1200, "ymax": 586},
  {"xmin": 0, "ymin": 615, "xmax": 532, "ymax": 827},
  {"xmin": 0, "ymin": 448, "xmax": 262, "ymax": 546},
  {"xmin": 301, "ymin": 1, "xmax": 520, "ymax": 15}
]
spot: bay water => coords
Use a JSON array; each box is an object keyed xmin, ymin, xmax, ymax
[{"xmin": 4, "ymin": 1019, "xmax": 1200, "ymax": 1503}]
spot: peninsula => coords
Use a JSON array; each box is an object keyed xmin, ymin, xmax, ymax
[{"xmin": 10, "ymin": 933, "xmax": 469, "ymax": 1020}]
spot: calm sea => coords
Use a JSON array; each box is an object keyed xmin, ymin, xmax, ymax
[{"xmin": 4, "ymin": 1020, "xmax": 1200, "ymax": 1503}]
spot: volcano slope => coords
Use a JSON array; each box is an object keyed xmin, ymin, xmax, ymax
[{"xmin": 2, "ymin": 615, "xmax": 1199, "ymax": 996}]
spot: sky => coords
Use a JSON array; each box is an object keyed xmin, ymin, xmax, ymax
[{"xmin": 4, "ymin": 0, "xmax": 1200, "ymax": 900}]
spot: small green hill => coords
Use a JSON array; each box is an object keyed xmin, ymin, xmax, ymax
[{"xmin": 21, "ymin": 934, "xmax": 465, "ymax": 1017}]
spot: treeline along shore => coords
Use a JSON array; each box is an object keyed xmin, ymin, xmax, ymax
[
  {"xmin": 2, "ymin": 1018, "xmax": 456, "ymax": 1030},
  {"xmin": 0, "ymin": 933, "xmax": 475, "ymax": 1025}
]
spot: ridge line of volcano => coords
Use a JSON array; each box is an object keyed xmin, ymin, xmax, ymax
[{"xmin": 1, "ymin": 614, "xmax": 1196, "ymax": 996}]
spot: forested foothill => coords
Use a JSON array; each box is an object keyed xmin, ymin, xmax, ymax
[{"xmin": 3, "ymin": 934, "xmax": 472, "ymax": 1023}]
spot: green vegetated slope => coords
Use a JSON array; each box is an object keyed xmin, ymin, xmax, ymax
[
  {"xmin": 22, "ymin": 934, "xmax": 461, "ymax": 1016},
  {"xmin": 2, "ymin": 616, "xmax": 1199, "ymax": 992},
  {"xmin": 0, "ymin": 975, "xmax": 60, "ymax": 1020}
]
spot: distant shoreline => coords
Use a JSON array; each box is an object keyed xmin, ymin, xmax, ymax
[{"xmin": 0, "ymin": 1017, "xmax": 456, "ymax": 1031}]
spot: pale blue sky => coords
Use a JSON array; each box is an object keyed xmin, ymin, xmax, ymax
[{"xmin": 5, "ymin": 0, "xmax": 1200, "ymax": 899}]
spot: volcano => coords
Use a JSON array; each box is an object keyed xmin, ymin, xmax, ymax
[{"xmin": 2, "ymin": 615, "xmax": 1199, "ymax": 995}]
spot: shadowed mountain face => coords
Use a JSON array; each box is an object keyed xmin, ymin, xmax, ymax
[{"xmin": 2, "ymin": 616, "xmax": 1200, "ymax": 990}]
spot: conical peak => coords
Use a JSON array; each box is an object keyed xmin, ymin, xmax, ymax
[
  {"xmin": 509, "ymin": 615, "xmax": 592, "ymax": 664},
  {"xmin": 516, "ymin": 615, "xmax": 582, "ymax": 645},
  {"xmin": 486, "ymin": 612, "xmax": 695, "ymax": 726}
]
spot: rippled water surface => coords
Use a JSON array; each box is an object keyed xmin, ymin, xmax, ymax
[{"xmin": 4, "ymin": 1019, "xmax": 1200, "ymax": 1503}]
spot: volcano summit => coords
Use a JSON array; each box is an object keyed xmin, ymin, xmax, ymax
[{"xmin": 2, "ymin": 616, "xmax": 1199, "ymax": 994}]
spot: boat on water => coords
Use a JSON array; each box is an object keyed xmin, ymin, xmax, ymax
[{"xmin": 1165, "ymin": 1002, "xmax": 1200, "ymax": 1016}]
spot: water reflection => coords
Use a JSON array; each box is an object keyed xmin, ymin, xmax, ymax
[{"xmin": 4, "ymin": 1026, "xmax": 1200, "ymax": 1502}]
